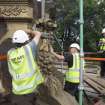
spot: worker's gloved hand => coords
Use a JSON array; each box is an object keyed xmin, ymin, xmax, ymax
[{"xmin": 25, "ymin": 30, "xmax": 42, "ymax": 39}]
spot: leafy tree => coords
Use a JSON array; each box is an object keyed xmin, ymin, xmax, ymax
[{"xmin": 48, "ymin": 0, "xmax": 105, "ymax": 52}]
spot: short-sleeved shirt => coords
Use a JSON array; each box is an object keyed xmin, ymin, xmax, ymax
[
  {"xmin": 27, "ymin": 40, "xmax": 37, "ymax": 58},
  {"xmin": 64, "ymin": 52, "xmax": 73, "ymax": 68}
]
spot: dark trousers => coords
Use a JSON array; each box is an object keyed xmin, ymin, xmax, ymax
[
  {"xmin": 11, "ymin": 93, "xmax": 36, "ymax": 105},
  {"xmin": 64, "ymin": 81, "xmax": 79, "ymax": 102},
  {"xmin": 100, "ymin": 52, "xmax": 105, "ymax": 77},
  {"xmin": 1, "ymin": 93, "xmax": 37, "ymax": 105},
  {"xmin": 100, "ymin": 61, "xmax": 105, "ymax": 77}
]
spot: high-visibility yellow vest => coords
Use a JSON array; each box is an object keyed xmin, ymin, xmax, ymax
[
  {"xmin": 99, "ymin": 38, "xmax": 105, "ymax": 51},
  {"xmin": 7, "ymin": 45, "xmax": 44, "ymax": 95},
  {"xmin": 65, "ymin": 53, "xmax": 80, "ymax": 83}
]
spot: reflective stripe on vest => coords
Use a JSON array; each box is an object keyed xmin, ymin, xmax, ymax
[
  {"xmin": 65, "ymin": 53, "xmax": 80, "ymax": 83},
  {"xmin": 13, "ymin": 71, "xmax": 43, "ymax": 92},
  {"xmin": 14, "ymin": 71, "xmax": 35, "ymax": 80},
  {"xmin": 8, "ymin": 45, "xmax": 44, "ymax": 95},
  {"xmin": 8, "ymin": 45, "xmax": 36, "ymax": 80},
  {"xmin": 99, "ymin": 38, "xmax": 105, "ymax": 51}
]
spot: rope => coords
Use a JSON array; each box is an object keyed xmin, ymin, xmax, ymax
[
  {"xmin": 0, "ymin": 55, "xmax": 7, "ymax": 61},
  {"xmin": 1, "ymin": 53, "xmax": 105, "ymax": 61},
  {"xmin": 82, "ymin": 57, "xmax": 105, "ymax": 61}
]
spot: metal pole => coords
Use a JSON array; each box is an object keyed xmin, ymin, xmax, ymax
[
  {"xmin": 61, "ymin": 40, "xmax": 64, "ymax": 73},
  {"xmin": 79, "ymin": 0, "xmax": 84, "ymax": 105},
  {"xmin": 41, "ymin": 0, "xmax": 45, "ymax": 19}
]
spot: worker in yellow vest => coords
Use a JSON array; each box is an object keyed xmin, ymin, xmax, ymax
[
  {"xmin": 98, "ymin": 28, "xmax": 105, "ymax": 77},
  {"xmin": 51, "ymin": 43, "xmax": 82, "ymax": 102},
  {"xmin": 7, "ymin": 30, "xmax": 44, "ymax": 105}
]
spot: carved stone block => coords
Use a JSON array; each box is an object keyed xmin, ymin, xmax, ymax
[
  {"xmin": 0, "ymin": 0, "xmax": 34, "ymax": 44},
  {"xmin": 0, "ymin": 5, "xmax": 33, "ymax": 19}
]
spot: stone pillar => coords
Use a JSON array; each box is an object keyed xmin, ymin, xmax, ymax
[{"xmin": 0, "ymin": 0, "xmax": 34, "ymax": 44}]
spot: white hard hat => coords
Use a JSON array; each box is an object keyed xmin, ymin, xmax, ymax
[
  {"xmin": 102, "ymin": 28, "xmax": 105, "ymax": 34},
  {"xmin": 69, "ymin": 43, "xmax": 80, "ymax": 50},
  {"xmin": 12, "ymin": 30, "xmax": 29, "ymax": 43}
]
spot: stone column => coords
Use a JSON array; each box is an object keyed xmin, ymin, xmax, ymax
[{"xmin": 0, "ymin": 0, "xmax": 34, "ymax": 44}]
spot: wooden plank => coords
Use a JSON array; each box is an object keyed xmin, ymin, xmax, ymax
[
  {"xmin": 84, "ymin": 73, "xmax": 98, "ymax": 78},
  {"xmin": 94, "ymin": 100, "xmax": 105, "ymax": 105},
  {"xmin": 84, "ymin": 87, "xmax": 99, "ymax": 94},
  {"xmin": 85, "ymin": 91, "xmax": 99, "ymax": 97},
  {"xmin": 84, "ymin": 78, "xmax": 105, "ymax": 94},
  {"xmin": 94, "ymin": 78, "xmax": 105, "ymax": 88},
  {"xmin": 85, "ymin": 76, "xmax": 105, "ymax": 88}
]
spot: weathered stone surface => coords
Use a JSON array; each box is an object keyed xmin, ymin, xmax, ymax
[
  {"xmin": 0, "ymin": 5, "xmax": 32, "ymax": 18},
  {"xmin": 0, "ymin": 0, "xmax": 34, "ymax": 44},
  {"xmin": 0, "ymin": 0, "xmax": 31, "ymax": 4},
  {"xmin": 0, "ymin": 0, "xmax": 29, "ymax": 1},
  {"xmin": 0, "ymin": 6, "xmax": 33, "ymax": 18},
  {"xmin": 0, "ymin": 22, "xmax": 29, "ymax": 44},
  {"xmin": 0, "ymin": 0, "xmax": 33, "ymax": 19},
  {"xmin": 37, "ymin": 38, "xmax": 78, "ymax": 105}
]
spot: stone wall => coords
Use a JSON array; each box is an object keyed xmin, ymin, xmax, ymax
[{"xmin": 0, "ymin": 0, "xmax": 34, "ymax": 44}]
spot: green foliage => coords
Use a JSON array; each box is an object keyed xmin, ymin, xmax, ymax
[
  {"xmin": 53, "ymin": 0, "xmax": 79, "ymax": 51},
  {"xmin": 49, "ymin": 0, "xmax": 105, "ymax": 52}
]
